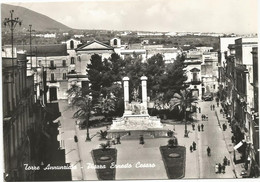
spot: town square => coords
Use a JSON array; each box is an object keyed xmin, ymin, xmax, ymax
[{"xmin": 1, "ymin": 0, "xmax": 259, "ymax": 181}]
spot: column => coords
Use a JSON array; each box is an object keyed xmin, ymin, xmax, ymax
[
  {"xmin": 141, "ymin": 76, "xmax": 148, "ymax": 110},
  {"xmin": 123, "ymin": 77, "xmax": 130, "ymax": 110}
]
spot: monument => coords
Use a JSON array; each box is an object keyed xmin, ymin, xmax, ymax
[{"xmin": 108, "ymin": 76, "xmax": 168, "ymax": 139}]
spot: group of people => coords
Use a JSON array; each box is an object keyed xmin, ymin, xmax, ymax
[
  {"xmin": 109, "ymin": 135, "xmax": 121, "ymax": 146},
  {"xmin": 210, "ymin": 104, "xmax": 216, "ymax": 110},
  {"xmin": 215, "ymin": 156, "xmax": 229, "ymax": 174},
  {"xmin": 189, "ymin": 141, "xmax": 197, "ymax": 152},
  {"xmin": 201, "ymin": 114, "xmax": 208, "ymax": 121},
  {"xmin": 192, "ymin": 123, "xmax": 204, "ymax": 132}
]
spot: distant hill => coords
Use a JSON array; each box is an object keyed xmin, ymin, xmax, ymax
[{"xmin": 1, "ymin": 3, "xmax": 71, "ymax": 32}]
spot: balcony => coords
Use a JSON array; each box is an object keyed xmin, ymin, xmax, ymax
[
  {"xmin": 49, "ymin": 79, "xmax": 57, "ymax": 83},
  {"xmin": 68, "ymin": 70, "xmax": 77, "ymax": 75},
  {"xmin": 49, "ymin": 65, "xmax": 56, "ymax": 70},
  {"xmin": 190, "ymin": 79, "xmax": 201, "ymax": 85}
]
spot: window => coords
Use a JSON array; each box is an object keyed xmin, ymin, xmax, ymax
[
  {"xmin": 114, "ymin": 39, "xmax": 117, "ymax": 46},
  {"xmin": 62, "ymin": 60, "xmax": 66, "ymax": 67},
  {"xmin": 63, "ymin": 73, "xmax": 67, "ymax": 80},
  {"xmin": 192, "ymin": 72, "xmax": 198, "ymax": 81},
  {"xmin": 50, "ymin": 60, "xmax": 54, "ymax": 67},
  {"xmin": 51, "ymin": 73, "xmax": 55, "ymax": 81},
  {"xmin": 70, "ymin": 40, "xmax": 74, "ymax": 49},
  {"xmin": 71, "ymin": 57, "xmax": 75, "ymax": 64},
  {"xmin": 213, "ymin": 84, "xmax": 216, "ymax": 89}
]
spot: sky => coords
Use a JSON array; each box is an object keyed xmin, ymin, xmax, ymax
[{"xmin": 2, "ymin": 0, "xmax": 259, "ymax": 34}]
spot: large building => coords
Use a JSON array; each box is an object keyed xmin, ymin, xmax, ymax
[
  {"xmin": 2, "ymin": 47, "xmax": 40, "ymax": 181},
  {"xmin": 201, "ymin": 52, "xmax": 219, "ymax": 95},
  {"xmin": 221, "ymin": 37, "xmax": 258, "ymax": 177},
  {"xmin": 16, "ymin": 44, "xmax": 69, "ymax": 102},
  {"xmin": 184, "ymin": 54, "xmax": 202, "ymax": 99}
]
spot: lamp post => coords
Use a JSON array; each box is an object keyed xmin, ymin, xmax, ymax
[
  {"xmin": 28, "ymin": 25, "xmax": 35, "ymax": 69},
  {"xmin": 184, "ymin": 91, "xmax": 188, "ymax": 137},
  {"xmin": 182, "ymin": 84, "xmax": 193, "ymax": 138},
  {"xmin": 3, "ymin": 10, "xmax": 22, "ymax": 80}
]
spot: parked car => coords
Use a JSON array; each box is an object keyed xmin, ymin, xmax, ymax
[{"xmin": 202, "ymin": 93, "xmax": 213, "ymax": 101}]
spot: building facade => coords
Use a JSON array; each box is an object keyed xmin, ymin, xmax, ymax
[
  {"xmin": 2, "ymin": 48, "xmax": 41, "ymax": 181},
  {"xmin": 16, "ymin": 44, "xmax": 69, "ymax": 102}
]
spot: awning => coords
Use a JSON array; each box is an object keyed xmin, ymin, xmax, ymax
[{"xmin": 234, "ymin": 141, "xmax": 244, "ymax": 150}]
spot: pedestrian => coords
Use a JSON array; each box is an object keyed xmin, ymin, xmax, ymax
[
  {"xmin": 192, "ymin": 141, "xmax": 196, "ymax": 150},
  {"xmin": 207, "ymin": 146, "xmax": 211, "ymax": 156},
  {"xmin": 199, "ymin": 107, "xmax": 201, "ymax": 113},
  {"xmin": 106, "ymin": 140, "xmax": 111, "ymax": 148},
  {"xmin": 192, "ymin": 123, "xmax": 195, "ymax": 130},
  {"xmin": 217, "ymin": 102, "xmax": 219, "ymax": 107},
  {"xmin": 206, "ymin": 114, "xmax": 208, "ymax": 121},
  {"xmin": 231, "ymin": 135, "xmax": 235, "ymax": 143},
  {"xmin": 112, "ymin": 137, "xmax": 116, "ymax": 145},
  {"xmin": 222, "ymin": 123, "xmax": 226, "ymax": 131},
  {"xmin": 220, "ymin": 109, "xmax": 223, "ymax": 114},
  {"xmin": 201, "ymin": 115, "xmax": 204, "ymax": 121},
  {"xmin": 218, "ymin": 163, "xmax": 222, "ymax": 173},
  {"xmin": 139, "ymin": 135, "xmax": 144, "ymax": 145},
  {"xmin": 74, "ymin": 135, "xmax": 78, "ymax": 143},
  {"xmin": 210, "ymin": 105, "xmax": 212, "ymax": 110},
  {"xmin": 198, "ymin": 124, "xmax": 201, "ymax": 132},
  {"xmin": 116, "ymin": 135, "xmax": 121, "ymax": 144},
  {"xmin": 201, "ymin": 124, "xmax": 204, "ymax": 131},
  {"xmin": 213, "ymin": 104, "xmax": 215, "ymax": 110},
  {"xmin": 190, "ymin": 145, "xmax": 193, "ymax": 152},
  {"xmin": 223, "ymin": 156, "xmax": 228, "ymax": 166},
  {"xmin": 215, "ymin": 163, "xmax": 219, "ymax": 173},
  {"xmin": 58, "ymin": 120, "xmax": 61, "ymax": 127},
  {"xmin": 222, "ymin": 164, "xmax": 226, "ymax": 173}
]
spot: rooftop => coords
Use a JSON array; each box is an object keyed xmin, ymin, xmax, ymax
[{"xmin": 16, "ymin": 44, "xmax": 68, "ymax": 57}]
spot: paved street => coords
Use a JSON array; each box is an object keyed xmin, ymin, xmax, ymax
[
  {"xmin": 57, "ymin": 99, "xmax": 244, "ymax": 180},
  {"xmin": 196, "ymin": 100, "xmax": 235, "ymax": 178}
]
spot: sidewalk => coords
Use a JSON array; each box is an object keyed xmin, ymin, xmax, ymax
[{"xmin": 214, "ymin": 101, "xmax": 244, "ymax": 178}]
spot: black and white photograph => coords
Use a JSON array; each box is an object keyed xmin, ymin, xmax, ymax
[{"xmin": 1, "ymin": 0, "xmax": 259, "ymax": 181}]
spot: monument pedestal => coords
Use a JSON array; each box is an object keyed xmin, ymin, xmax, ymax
[
  {"xmin": 108, "ymin": 114, "xmax": 168, "ymax": 139},
  {"xmin": 107, "ymin": 76, "xmax": 169, "ymax": 139}
]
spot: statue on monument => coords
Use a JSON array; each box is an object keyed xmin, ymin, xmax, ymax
[{"xmin": 132, "ymin": 88, "xmax": 140, "ymax": 102}]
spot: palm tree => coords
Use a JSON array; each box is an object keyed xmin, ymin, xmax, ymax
[
  {"xmin": 67, "ymin": 84, "xmax": 82, "ymax": 104},
  {"xmin": 169, "ymin": 89, "xmax": 196, "ymax": 137},
  {"xmin": 67, "ymin": 85, "xmax": 92, "ymax": 141},
  {"xmin": 95, "ymin": 97, "xmax": 116, "ymax": 122},
  {"xmin": 71, "ymin": 96, "xmax": 92, "ymax": 141}
]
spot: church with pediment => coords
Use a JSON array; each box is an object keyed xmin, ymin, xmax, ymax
[
  {"xmin": 75, "ymin": 40, "xmax": 114, "ymax": 75},
  {"xmin": 67, "ymin": 40, "xmax": 115, "ymax": 91}
]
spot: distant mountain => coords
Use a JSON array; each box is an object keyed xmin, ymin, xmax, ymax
[{"xmin": 1, "ymin": 3, "xmax": 71, "ymax": 31}]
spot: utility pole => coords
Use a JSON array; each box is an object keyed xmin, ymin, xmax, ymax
[
  {"xmin": 28, "ymin": 25, "xmax": 35, "ymax": 69},
  {"xmin": 3, "ymin": 10, "xmax": 22, "ymax": 75},
  {"xmin": 29, "ymin": 25, "xmax": 32, "ymax": 69}
]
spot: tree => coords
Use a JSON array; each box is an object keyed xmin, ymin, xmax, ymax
[
  {"xmin": 124, "ymin": 56, "xmax": 146, "ymax": 101},
  {"xmin": 87, "ymin": 54, "xmax": 105, "ymax": 104},
  {"xmin": 95, "ymin": 97, "xmax": 116, "ymax": 122},
  {"xmin": 145, "ymin": 53, "xmax": 165, "ymax": 100},
  {"xmin": 169, "ymin": 89, "xmax": 197, "ymax": 137},
  {"xmin": 67, "ymin": 85, "xmax": 93, "ymax": 141},
  {"xmin": 160, "ymin": 54, "xmax": 187, "ymax": 102},
  {"xmin": 67, "ymin": 84, "xmax": 82, "ymax": 104}
]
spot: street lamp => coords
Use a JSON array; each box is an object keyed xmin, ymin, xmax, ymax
[
  {"xmin": 3, "ymin": 10, "xmax": 22, "ymax": 80},
  {"xmin": 182, "ymin": 84, "xmax": 194, "ymax": 138}
]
